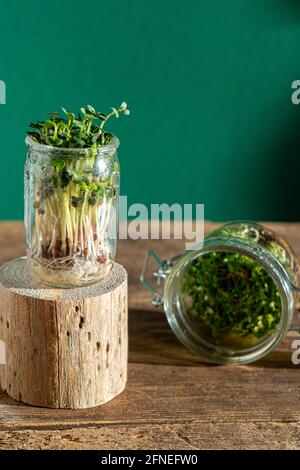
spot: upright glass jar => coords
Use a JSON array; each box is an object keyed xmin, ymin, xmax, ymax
[
  {"xmin": 141, "ymin": 222, "xmax": 300, "ymax": 364},
  {"xmin": 25, "ymin": 136, "xmax": 120, "ymax": 288}
]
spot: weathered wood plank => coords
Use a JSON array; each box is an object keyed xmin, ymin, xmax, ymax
[
  {"xmin": 1, "ymin": 421, "xmax": 300, "ymax": 450},
  {"xmin": 0, "ymin": 221, "xmax": 300, "ymax": 450},
  {"xmin": 1, "ymin": 360, "xmax": 300, "ymax": 429}
]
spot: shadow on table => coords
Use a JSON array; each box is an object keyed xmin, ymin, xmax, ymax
[
  {"xmin": 128, "ymin": 308, "xmax": 210, "ymax": 367},
  {"xmin": 128, "ymin": 309, "xmax": 299, "ymax": 369}
]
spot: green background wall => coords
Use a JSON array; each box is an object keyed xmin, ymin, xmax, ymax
[{"xmin": 0, "ymin": 0, "xmax": 300, "ymax": 221}]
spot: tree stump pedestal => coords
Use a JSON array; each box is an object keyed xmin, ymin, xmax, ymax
[{"xmin": 0, "ymin": 258, "xmax": 128, "ymax": 409}]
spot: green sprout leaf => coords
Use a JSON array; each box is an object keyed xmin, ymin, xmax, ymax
[
  {"xmin": 51, "ymin": 158, "xmax": 65, "ymax": 171},
  {"xmin": 60, "ymin": 168, "xmax": 72, "ymax": 187}
]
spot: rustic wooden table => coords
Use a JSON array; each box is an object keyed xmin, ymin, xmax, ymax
[{"xmin": 0, "ymin": 221, "xmax": 300, "ymax": 450}]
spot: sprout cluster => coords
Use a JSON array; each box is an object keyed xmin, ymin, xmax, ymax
[
  {"xmin": 28, "ymin": 102, "xmax": 130, "ymax": 148},
  {"xmin": 182, "ymin": 251, "xmax": 281, "ymax": 339},
  {"xmin": 25, "ymin": 102, "xmax": 129, "ymax": 286}
]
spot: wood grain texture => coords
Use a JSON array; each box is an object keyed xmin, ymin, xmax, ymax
[
  {"xmin": 0, "ymin": 221, "xmax": 300, "ymax": 449},
  {"xmin": 0, "ymin": 258, "xmax": 128, "ymax": 409}
]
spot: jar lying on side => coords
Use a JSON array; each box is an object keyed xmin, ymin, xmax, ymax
[
  {"xmin": 24, "ymin": 137, "xmax": 120, "ymax": 288},
  {"xmin": 141, "ymin": 222, "xmax": 300, "ymax": 364}
]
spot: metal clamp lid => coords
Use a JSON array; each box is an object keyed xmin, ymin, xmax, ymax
[{"xmin": 140, "ymin": 250, "xmax": 181, "ymax": 306}]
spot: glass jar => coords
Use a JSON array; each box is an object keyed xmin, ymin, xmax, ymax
[
  {"xmin": 141, "ymin": 221, "xmax": 300, "ymax": 364},
  {"xmin": 25, "ymin": 136, "xmax": 120, "ymax": 288}
]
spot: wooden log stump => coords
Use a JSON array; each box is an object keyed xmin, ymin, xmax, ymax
[{"xmin": 0, "ymin": 258, "xmax": 128, "ymax": 409}]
